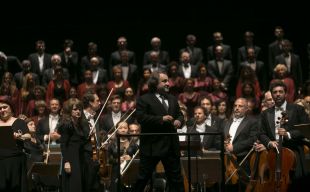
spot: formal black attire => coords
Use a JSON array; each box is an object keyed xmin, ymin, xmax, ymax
[
  {"xmin": 260, "ymin": 103, "xmax": 310, "ymax": 179},
  {"xmin": 81, "ymin": 112, "xmax": 102, "ymax": 192},
  {"xmin": 186, "ymin": 114, "xmax": 223, "ymax": 152},
  {"xmin": 58, "ymin": 120, "xmax": 85, "ymax": 192},
  {"xmin": 0, "ymin": 119, "xmax": 29, "ymax": 192},
  {"xmin": 223, "ymin": 115, "xmax": 258, "ymax": 191},
  {"xmin": 134, "ymin": 92, "xmax": 184, "ymax": 192}
]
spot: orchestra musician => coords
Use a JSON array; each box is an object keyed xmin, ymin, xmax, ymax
[
  {"xmin": 259, "ymin": 80, "xmax": 310, "ymax": 181},
  {"xmin": 107, "ymin": 121, "xmax": 138, "ymax": 192},
  {"xmin": 223, "ymin": 97, "xmax": 259, "ymax": 192},
  {"xmin": 58, "ymin": 98, "xmax": 84, "ymax": 192},
  {"xmin": 81, "ymin": 91, "xmax": 102, "ymax": 192}
]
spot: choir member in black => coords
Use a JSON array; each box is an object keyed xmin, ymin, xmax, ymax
[
  {"xmin": 58, "ymin": 98, "xmax": 85, "ymax": 192},
  {"xmin": 0, "ymin": 95, "xmax": 30, "ymax": 192}
]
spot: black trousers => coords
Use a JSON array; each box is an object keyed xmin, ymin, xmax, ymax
[{"xmin": 134, "ymin": 154, "xmax": 184, "ymax": 192}]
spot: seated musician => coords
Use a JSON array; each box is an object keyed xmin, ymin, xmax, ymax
[
  {"xmin": 107, "ymin": 121, "xmax": 138, "ymax": 191},
  {"xmin": 186, "ymin": 106, "xmax": 221, "ymax": 156}
]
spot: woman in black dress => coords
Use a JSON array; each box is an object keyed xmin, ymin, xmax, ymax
[
  {"xmin": 58, "ymin": 98, "xmax": 84, "ymax": 192},
  {"xmin": 0, "ymin": 95, "xmax": 30, "ymax": 192}
]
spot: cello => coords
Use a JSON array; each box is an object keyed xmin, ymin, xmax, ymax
[
  {"xmin": 245, "ymin": 140, "xmax": 269, "ymax": 192},
  {"xmin": 267, "ymin": 111, "xmax": 296, "ymax": 192}
]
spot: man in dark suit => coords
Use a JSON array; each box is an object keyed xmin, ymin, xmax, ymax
[
  {"xmin": 102, "ymin": 94, "xmax": 134, "ymax": 133},
  {"xmin": 36, "ymin": 98, "xmax": 61, "ymax": 145},
  {"xmin": 134, "ymin": 71, "xmax": 184, "ymax": 192},
  {"xmin": 223, "ymin": 97, "xmax": 258, "ymax": 191},
  {"xmin": 187, "ymin": 106, "xmax": 222, "ymax": 152},
  {"xmin": 28, "ymin": 40, "xmax": 52, "ymax": 83},
  {"xmin": 81, "ymin": 91, "xmax": 102, "ymax": 192},
  {"xmin": 259, "ymin": 80, "xmax": 310, "ymax": 179}
]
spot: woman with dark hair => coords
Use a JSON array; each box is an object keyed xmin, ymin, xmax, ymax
[
  {"xmin": 57, "ymin": 98, "xmax": 84, "ymax": 192},
  {"xmin": 137, "ymin": 68, "xmax": 152, "ymax": 96},
  {"xmin": 0, "ymin": 95, "xmax": 30, "ymax": 191},
  {"xmin": 167, "ymin": 61, "xmax": 184, "ymax": 97}
]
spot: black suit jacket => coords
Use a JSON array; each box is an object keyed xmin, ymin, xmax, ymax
[
  {"xmin": 28, "ymin": 53, "xmax": 52, "ymax": 78},
  {"xmin": 260, "ymin": 103, "xmax": 310, "ymax": 148},
  {"xmin": 143, "ymin": 50, "xmax": 170, "ymax": 66},
  {"xmin": 36, "ymin": 116, "xmax": 60, "ymax": 144},
  {"xmin": 101, "ymin": 111, "xmax": 134, "ymax": 133},
  {"xmin": 223, "ymin": 116, "xmax": 258, "ymax": 157},
  {"xmin": 186, "ymin": 115, "xmax": 223, "ymax": 150},
  {"xmin": 80, "ymin": 112, "xmax": 103, "ymax": 152},
  {"xmin": 136, "ymin": 93, "xmax": 184, "ymax": 156}
]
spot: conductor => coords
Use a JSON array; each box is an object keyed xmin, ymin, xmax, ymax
[{"xmin": 134, "ymin": 71, "xmax": 185, "ymax": 192}]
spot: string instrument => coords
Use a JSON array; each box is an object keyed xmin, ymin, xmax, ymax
[
  {"xmin": 89, "ymin": 88, "xmax": 114, "ymax": 185},
  {"xmin": 267, "ymin": 111, "xmax": 296, "ymax": 192},
  {"xmin": 224, "ymin": 134, "xmax": 239, "ymax": 185},
  {"xmin": 245, "ymin": 141, "xmax": 269, "ymax": 192},
  {"xmin": 43, "ymin": 133, "xmax": 51, "ymax": 164}
]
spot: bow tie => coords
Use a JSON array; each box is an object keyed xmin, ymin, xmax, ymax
[
  {"xmin": 233, "ymin": 118, "xmax": 241, "ymax": 122},
  {"xmin": 121, "ymin": 63, "xmax": 128, "ymax": 67},
  {"xmin": 113, "ymin": 113, "xmax": 120, "ymax": 117},
  {"xmin": 275, "ymin": 107, "xmax": 284, "ymax": 111},
  {"xmin": 184, "ymin": 63, "xmax": 189, "ymax": 68}
]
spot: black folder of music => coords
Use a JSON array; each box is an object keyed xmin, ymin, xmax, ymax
[{"xmin": 0, "ymin": 126, "xmax": 17, "ymax": 148}]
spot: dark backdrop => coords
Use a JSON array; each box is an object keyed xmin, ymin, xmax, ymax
[{"xmin": 1, "ymin": 2, "xmax": 309, "ymax": 80}]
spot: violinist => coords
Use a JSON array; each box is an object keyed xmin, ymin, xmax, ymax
[
  {"xmin": 223, "ymin": 97, "xmax": 259, "ymax": 191},
  {"xmin": 187, "ymin": 106, "xmax": 221, "ymax": 155},
  {"xmin": 81, "ymin": 91, "xmax": 102, "ymax": 192},
  {"xmin": 23, "ymin": 118, "xmax": 44, "ymax": 165},
  {"xmin": 0, "ymin": 95, "xmax": 30, "ymax": 191},
  {"xmin": 58, "ymin": 98, "xmax": 84, "ymax": 192},
  {"xmin": 108, "ymin": 121, "xmax": 138, "ymax": 192},
  {"xmin": 259, "ymin": 80, "xmax": 310, "ymax": 180},
  {"xmin": 102, "ymin": 94, "xmax": 134, "ymax": 133}
]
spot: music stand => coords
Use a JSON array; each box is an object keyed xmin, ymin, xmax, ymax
[
  {"xmin": 27, "ymin": 162, "xmax": 60, "ymax": 177},
  {"xmin": 294, "ymin": 123, "xmax": 310, "ymax": 139},
  {"xmin": 122, "ymin": 159, "xmax": 140, "ymax": 186},
  {"xmin": 0, "ymin": 126, "xmax": 16, "ymax": 148},
  {"xmin": 27, "ymin": 162, "xmax": 61, "ymax": 191},
  {"xmin": 181, "ymin": 156, "xmax": 222, "ymax": 185}
]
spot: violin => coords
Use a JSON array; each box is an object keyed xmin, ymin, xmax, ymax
[{"xmin": 267, "ymin": 111, "xmax": 296, "ymax": 192}]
